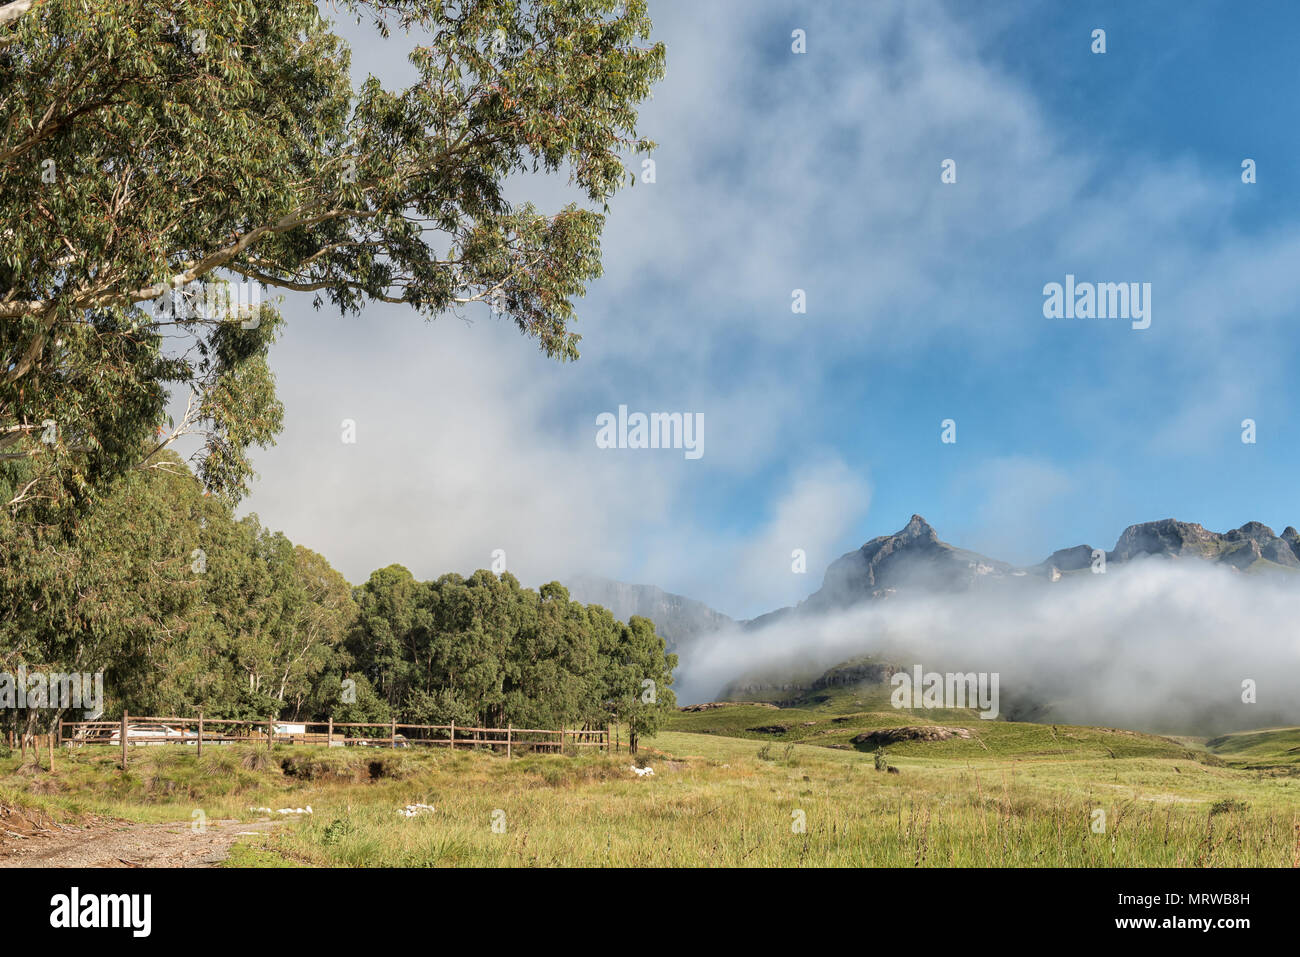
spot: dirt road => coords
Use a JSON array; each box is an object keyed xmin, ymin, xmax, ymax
[{"xmin": 0, "ymin": 814, "xmax": 279, "ymax": 868}]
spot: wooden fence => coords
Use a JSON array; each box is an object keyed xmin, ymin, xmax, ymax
[{"xmin": 46, "ymin": 712, "xmax": 612, "ymax": 768}]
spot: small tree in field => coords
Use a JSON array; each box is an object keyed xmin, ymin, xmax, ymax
[{"xmin": 610, "ymin": 615, "xmax": 676, "ymax": 755}]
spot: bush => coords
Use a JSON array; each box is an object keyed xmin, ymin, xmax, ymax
[
  {"xmin": 321, "ymin": 817, "xmax": 354, "ymax": 847},
  {"xmin": 1209, "ymin": 799, "xmax": 1249, "ymax": 815}
]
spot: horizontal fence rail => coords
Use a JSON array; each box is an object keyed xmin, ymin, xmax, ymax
[{"xmin": 49, "ymin": 712, "xmax": 613, "ymax": 768}]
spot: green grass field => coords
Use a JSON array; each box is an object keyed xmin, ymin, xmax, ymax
[
  {"xmin": 3, "ymin": 686, "xmax": 1296, "ymax": 867},
  {"xmin": 1202, "ymin": 727, "xmax": 1300, "ymax": 766}
]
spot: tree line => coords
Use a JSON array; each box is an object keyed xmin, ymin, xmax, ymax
[{"xmin": 0, "ymin": 453, "xmax": 676, "ymax": 751}]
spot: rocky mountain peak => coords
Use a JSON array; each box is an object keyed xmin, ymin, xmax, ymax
[
  {"xmin": 801, "ymin": 514, "xmax": 1009, "ymax": 613},
  {"xmin": 1227, "ymin": 521, "xmax": 1277, "ymax": 542},
  {"xmin": 1108, "ymin": 518, "xmax": 1300, "ymax": 569},
  {"xmin": 1110, "ymin": 519, "xmax": 1215, "ymax": 562},
  {"xmin": 901, "ymin": 514, "xmax": 939, "ymax": 542}
]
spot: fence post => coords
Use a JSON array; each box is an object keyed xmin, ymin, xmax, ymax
[
  {"xmin": 267, "ymin": 716, "xmax": 273, "ymax": 750},
  {"xmin": 390, "ymin": 719, "xmax": 396, "ymax": 749},
  {"xmin": 197, "ymin": 710, "xmax": 203, "ymax": 758},
  {"xmin": 327, "ymin": 716, "xmax": 333, "ymax": 747},
  {"xmin": 120, "ymin": 710, "xmax": 128, "ymax": 769},
  {"xmin": 506, "ymin": 724, "xmax": 512, "ymax": 759}
]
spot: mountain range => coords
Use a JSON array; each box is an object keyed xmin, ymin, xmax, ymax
[
  {"xmin": 785, "ymin": 513, "xmax": 1300, "ymax": 616},
  {"xmin": 584, "ymin": 514, "xmax": 1300, "ymax": 649}
]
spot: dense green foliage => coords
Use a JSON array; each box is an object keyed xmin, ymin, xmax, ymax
[
  {"xmin": 346, "ymin": 566, "xmax": 676, "ymax": 739},
  {"xmin": 0, "ymin": 451, "xmax": 355, "ymax": 732},
  {"xmin": 0, "ymin": 456, "xmax": 676, "ymax": 742},
  {"xmin": 1, "ymin": 0, "xmax": 663, "ymax": 522}
]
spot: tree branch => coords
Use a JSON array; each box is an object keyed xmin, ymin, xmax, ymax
[{"xmin": 0, "ymin": 0, "xmax": 36, "ymax": 30}]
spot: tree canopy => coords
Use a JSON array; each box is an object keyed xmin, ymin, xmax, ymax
[
  {"xmin": 346, "ymin": 565, "xmax": 676, "ymax": 738},
  {"xmin": 1, "ymin": 0, "xmax": 663, "ymax": 520}
]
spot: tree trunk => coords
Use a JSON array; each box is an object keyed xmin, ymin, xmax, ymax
[{"xmin": 21, "ymin": 710, "xmax": 39, "ymax": 767}]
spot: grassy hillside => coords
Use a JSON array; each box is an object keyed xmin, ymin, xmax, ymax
[
  {"xmin": 667, "ymin": 682, "xmax": 1208, "ymax": 761},
  {"xmin": 1205, "ymin": 727, "xmax": 1300, "ymax": 768}
]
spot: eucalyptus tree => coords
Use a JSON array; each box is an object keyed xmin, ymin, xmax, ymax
[
  {"xmin": 1, "ymin": 0, "xmax": 664, "ymax": 519},
  {"xmin": 342, "ymin": 567, "xmax": 677, "ymax": 736},
  {"xmin": 0, "ymin": 450, "xmax": 206, "ymax": 739},
  {"xmin": 0, "ymin": 448, "xmax": 358, "ymax": 729},
  {"xmin": 348, "ymin": 563, "xmax": 422, "ymax": 707},
  {"xmin": 609, "ymin": 614, "xmax": 676, "ymax": 753}
]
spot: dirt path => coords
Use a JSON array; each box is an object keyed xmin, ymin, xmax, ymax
[{"xmin": 0, "ymin": 817, "xmax": 279, "ymax": 868}]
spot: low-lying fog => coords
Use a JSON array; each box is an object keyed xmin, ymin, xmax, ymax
[{"xmin": 676, "ymin": 559, "xmax": 1300, "ymax": 735}]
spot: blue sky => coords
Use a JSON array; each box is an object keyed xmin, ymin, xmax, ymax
[{"xmin": 240, "ymin": 0, "xmax": 1300, "ymax": 620}]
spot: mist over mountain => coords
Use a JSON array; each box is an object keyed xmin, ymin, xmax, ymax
[
  {"xmin": 594, "ymin": 514, "xmax": 1300, "ymax": 732},
  {"xmin": 565, "ymin": 574, "xmax": 734, "ymax": 655},
  {"xmin": 745, "ymin": 514, "xmax": 1300, "ymax": 627}
]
